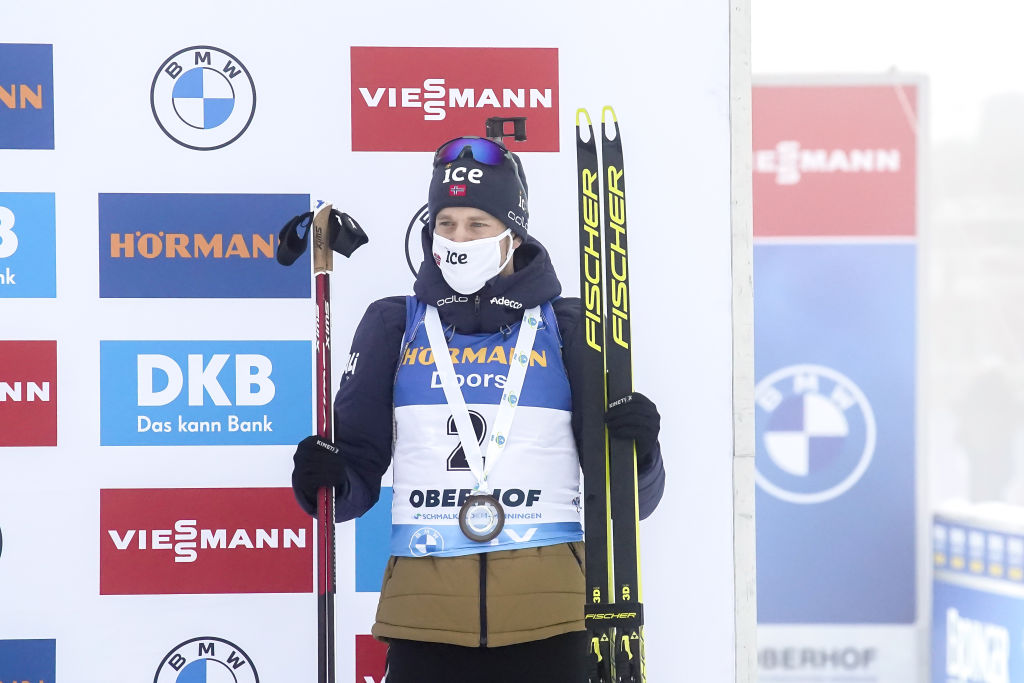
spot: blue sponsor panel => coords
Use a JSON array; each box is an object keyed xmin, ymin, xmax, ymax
[
  {"xmin": 100, "ymin": 340, "xmax": 311, "ymax": 445},
  {"xmin": 0, "ymin": 192, "xmax": 56, "ymax": 298},
  {"xmin": 0, "ymin": 638, "xmax": 56, "ymax": 681},
  {"xmin": 0, "ymin": 44, "xmax": 54, "ymax": 149},
  {"xmin": 98, "ymin": 193, "xmax": 310, "ymax": 298},
  {"xmin": 355, "ymin": 486, "xmax": 393, "ymax": 593},
  {"xmin": 932, "ymin": 579, "xmax": 1022, "ymax": 683},
  {"xmin": 755, "ymin": 243, "xmax": 916, "ymax": 623}
]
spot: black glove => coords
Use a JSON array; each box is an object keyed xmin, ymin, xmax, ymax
[
  {"xmin": 291, "ymin": 435, "xmax": 347, "ymax": 515},
  {"xmin": 604, "ymin": 392, "xmax": 661, "ymax": 469}
]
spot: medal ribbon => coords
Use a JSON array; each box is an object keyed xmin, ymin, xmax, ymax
[{"xmin": 424, "ymin": 305, "xmax": 542, "ymax": 492}]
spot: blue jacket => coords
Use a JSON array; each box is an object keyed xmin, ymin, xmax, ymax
[{"xmin": 329, "ymin": 226, "xmax": 666, "ymax": 522}]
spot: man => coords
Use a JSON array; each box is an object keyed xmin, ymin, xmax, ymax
[{"xmin": 292, "ymin": 135, "xmax": 665, "ymax": 682}]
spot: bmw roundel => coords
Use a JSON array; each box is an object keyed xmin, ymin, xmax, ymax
[
  {"xmin": 409, "ymin": 527, "xmax": 444, "ymax": 556},
  {"xmin": 151, "ymin": 46, "xmax": 256, "ymax": 151},
  {"xmin": 154, "ymin": 637, "xmax": 258, "ymax": 683},
  {"xmin": 755, "ymin": 364, "xmax": 876, "ymax": 504}
]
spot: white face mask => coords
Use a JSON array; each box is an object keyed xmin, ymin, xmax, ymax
[{"xmin": 432, "ymin": 229, "xmax": 515, "ymax": 295}]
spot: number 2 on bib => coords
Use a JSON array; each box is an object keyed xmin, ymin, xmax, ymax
[{"xmin": 446, "ymin": 411, "xmax": 486, "ymax": 471}]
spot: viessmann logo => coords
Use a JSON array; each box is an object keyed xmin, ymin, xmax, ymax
[
  {"xmin": 0, "ymin": 340, "xmax": 56, "ymax": 447},
  {"xmin": 351, "ymin": 47, "xmax": 559, "ymax": 152},
  {"xmin": 754, "ymin": 140, "xmax": 902, "ymax": 185},
  {"xmin": 101, "ymin": 487, "xmax": 312, "ymax": 595}
]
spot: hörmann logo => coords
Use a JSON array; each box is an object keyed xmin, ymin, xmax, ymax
[
  {"xmin": 351, "ymin": 47, "xmax": 558, "ymax": 152},
  {"xmin": 99, "ymin": 193, "xmax": 310, "ymax": 298},
  {"xmin": 0, "ymin": 193, "xmax": 57, "ymax": 298},
  {"xmin": 99, "ymin": 341, "xmax": 311, "ymax": 446},
  {"xmin": 101, "ymin": 488, "xmax": 312, "ymax": 595},
  {"xmin": 0, "ymin": 340, "xmax": 56, "ymax": 447},
  {"xmin": 755, "ymin": 140, "xmax": 901, "ymax": 185},
  {"xmin": 0, "ymin": 639, "xmax": 56, "ymax": 682},
  {"xmin": 0, "ymin": 44, "xmax": 55, "ymax": 149}
]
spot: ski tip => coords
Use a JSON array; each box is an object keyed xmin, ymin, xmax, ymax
[
  {"xmin": 575, "ymin": 108, "xmax": 593, "ymax": 127},
  {"xmin": 601, "ymin": 106, "xmax": 618, "ymax": 124}
]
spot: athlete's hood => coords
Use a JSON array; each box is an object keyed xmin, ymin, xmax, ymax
[{"xmin": 413, "ymin": 225, "xmax": 563, "ymax": 334}]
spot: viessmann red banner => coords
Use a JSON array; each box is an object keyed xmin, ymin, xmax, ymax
[
  {"xmin": 753, "ymin": 85, "xmax": 918, "ymax": 237},
  {"xmin": 0, "ymin": 340, "xmax": 57, "ymax": 447},
  {"xmin": 355, "ymin": 635, "xmax": 388, "ymax": 683},
  {"xmin": 350, "ymin": 47, "xmax": 559, "ymax": 152},
  {"xmin": 100, "ymin": 488, "xmax": 313, "ymax": 595}
]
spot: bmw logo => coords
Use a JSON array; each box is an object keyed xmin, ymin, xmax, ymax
[
  {"xmin": 755, "ymin": 364, "xmax": 876, "ymax": 504},
  {"xmin": 151, "ymin": 46, "xmax": 256, "ymax": 150},
  {"xmin": 409, "ymin": 527, "xmax": 444, "ymax": 557},
  {"xmin": 154, "ymin": 637, "xmax": 258, "ymax": 683}
]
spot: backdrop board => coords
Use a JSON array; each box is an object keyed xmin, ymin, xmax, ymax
[
  {"xmin": 752, "ymin": 75, "xmax": 927, "ymax": 683},
  {"xmin": 0, "ymin": 1, "xmax": 751, "ymax": 681}
]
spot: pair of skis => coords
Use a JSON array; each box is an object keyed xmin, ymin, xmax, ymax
[{"xmin": 577, "ymin": 107, "xmax": 646, "ymax": 683}]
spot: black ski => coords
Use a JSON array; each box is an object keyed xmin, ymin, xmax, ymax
[
  {"xmin": 578, "ymin": 106, "xmax": 645, "ymax": 683},
  {"xmin": 577, "ymin": 108, "xmax": 614, "ymax": 683}
]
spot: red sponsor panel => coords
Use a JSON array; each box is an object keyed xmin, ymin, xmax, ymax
[
  {"xmin": 753, "ymin": 85, "xmax": 918, "ymax": 237},
  {"xmin": 100, "ymin": 488, "xmax": 313, "ymax": 595},
  {"xmin": 355, "ymin": 634, "xmax": 388, "ymax": 683},
  {"xmin": 351, "ymin": 47, "xmax": 558, "ymax": 152},
  {"xmin": 0, "ymin": 340, "xmax": 57, "ymax": 446}
]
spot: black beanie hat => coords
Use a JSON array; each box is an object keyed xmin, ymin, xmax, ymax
[{"xmin": 428, "ymin": 142, "xmax": 529, "ymax": 238}]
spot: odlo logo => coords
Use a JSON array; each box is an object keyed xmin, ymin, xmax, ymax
[{"xmin": 155, "ymin": 637, "xmax": 258, "ymax": 683}]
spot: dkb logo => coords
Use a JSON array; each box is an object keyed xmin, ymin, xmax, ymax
[{"xmin": 100, "ymin": 341, "xmax": 311, "ymax": 446}]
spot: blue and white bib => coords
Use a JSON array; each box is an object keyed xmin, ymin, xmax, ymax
[{"xmin": 390, "ymin": 297, "xmax": 583, "ymax": 557}]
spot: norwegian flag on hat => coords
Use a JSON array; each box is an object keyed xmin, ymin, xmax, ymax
[{"xmin": 449, "ymin": 184, "xmax": 467, "ymax": 197}]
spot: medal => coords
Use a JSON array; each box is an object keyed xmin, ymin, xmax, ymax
[{"xmin": 459, "ymin": 493, "xmax": 505, "ymax": 542}]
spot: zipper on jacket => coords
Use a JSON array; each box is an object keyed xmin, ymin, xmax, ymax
[
  {"xmin": 479, "ymin": 552, "xmax": 488, "ymax": 647},
  {"xmin": 474, "ymin": 294, "xmax": 481, "ymax": 316}
]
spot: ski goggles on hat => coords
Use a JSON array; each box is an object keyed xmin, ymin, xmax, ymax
[{"xmin": 433, "ymin": 136, "xmax": 512, "ymax": 166}]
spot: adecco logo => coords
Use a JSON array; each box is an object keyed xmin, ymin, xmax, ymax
[
  {"xmin": 101, "ymin": 488, "xmax": 312, "ymax": 595},
  {"xmin": 351, "ymin": 47, "xmax": 558, "ymax": 152},
  {"xmin": 0, "ymin": 340, "xmax": 56, "ymax": 446}
]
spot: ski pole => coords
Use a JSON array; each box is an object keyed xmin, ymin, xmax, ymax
[{"xmin": 278, "ymin": 201, "xmax": 368, "ymax": 683}]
